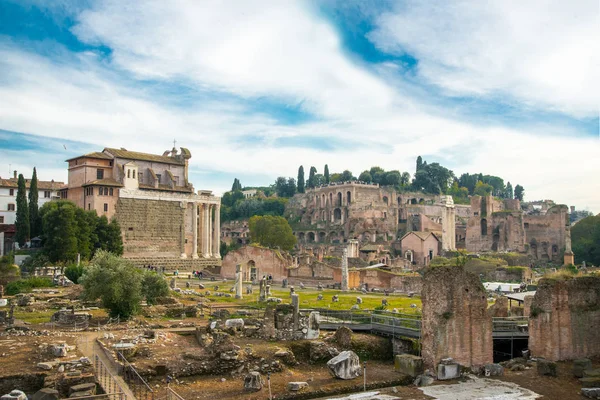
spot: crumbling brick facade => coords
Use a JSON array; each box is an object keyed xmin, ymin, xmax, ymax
[
  {"xmin": 421, "ymin": 265, "xmax": 493, "ymax": 370},
  {"xmin": 529, "ymin": 276, "xmax": 600, "ymax": 361},
  {"xmin": 221, "ymin": 246, "xmax": 293, "ymax": 283}
]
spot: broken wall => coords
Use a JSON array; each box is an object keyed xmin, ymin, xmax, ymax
[
  {"xmin": 421, "ymin": 265, "xmax": 493, "ymax": 370},
  {"xmin": 529, "ymin": 276, "xmax": 600, "ymax": 361}
]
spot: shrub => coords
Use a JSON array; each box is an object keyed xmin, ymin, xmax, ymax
[
  {"xmin": 142, "ymin": 272, "xmax": 170, "ymax": 305},
  {"xmin": 5, "ymin": 277, "xmax": 53, "ymax": 295},
  {"xmin": 64, "ymin": 263, "xmax": 86, "ymax": 284}
]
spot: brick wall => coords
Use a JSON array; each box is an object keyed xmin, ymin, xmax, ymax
[
  {"xmin": 115, "ymin": 198, "xmax": 184, "ymax": 257},
  {"xmin": 529, "ymin": 276, "xmax": 600, "ymax": 361},
  {"xmin": 421, "ymin": 265, "xmax": 493, "ymax": 369}
]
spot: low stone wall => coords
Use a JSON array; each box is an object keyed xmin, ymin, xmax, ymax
[
  {"xmin": 421, "ymin": 265, "xmax": 493, "ymax": 370},
  {"xmin": 0, "ymin": 374, "xmax": 45, "ymax": 396},
  {"xmin": 529, "ymin": 276, "xmax": 600, "ymax": 361}
]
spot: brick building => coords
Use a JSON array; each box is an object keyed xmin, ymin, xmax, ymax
[{"xmin": 64, "ymin": 146, "xmax": 221, "ymax": 269}]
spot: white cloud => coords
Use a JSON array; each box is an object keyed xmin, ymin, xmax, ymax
[
  {"xmin": 368, "ymin": 0, "xmax": 600, "ymax": 118},
  {"xmin": 0, "ymin": 1, "xmax": 598, "ymax": 212}
]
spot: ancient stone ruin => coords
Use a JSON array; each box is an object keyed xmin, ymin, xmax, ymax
[
  {"xmin": 529, "ymin": 275, "xmax": 600, "ymax": 361},
  {"xmin": 421, "ymin": 265, "xmax": 493, "ymax": 370}
]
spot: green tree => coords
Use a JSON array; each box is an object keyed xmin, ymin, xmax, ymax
[
  {"xmin": 383, "ymin": 170, "xmax": 401, "ymax": 186},
  {"xmin": 514, "ymin": 184, "xmax": 525, "ymax": 201},
  {"xmin": 231, "ymin": 178, "xmax": 242, "ymax": 191},
  {"xmin": 308, "ymin": 166, "xmax": 317, "ymax": 188},
  {"xmin": 474, "ymin": 180, "xmax": 494, "ymax": 196},
  {"xmin": 29, "ymin": 167, "xmax": 41, "ymax": 238},
  {"xmin": 416, "ymin": 156, "xmax": 423, "ymax": 173},
  {"xmin": 65, "ymin": 264, "xmax": 86, "ymax": 284},
  {"xmin": 340, "ymin": 170, "xmax": 354, "ymax": 181},
  {"xmin": 358, "ymin": 170, "xmax": 372, "ymax": 183},
  {"xmin": 41, "ymin": 200, "xmax": 78, "ymax": 262},
  {"xmin": 76, "ymin": 208, "xmax": 98, "ymax": 260},
  {"xmin": 448, "ymin": 181, "xmax": 469, "ymax": 201},
  {"xmin": 481, "ymin": 175, "xmax": 505, "ymax": 197},
  {"xmin": 400, "ymin": 172, "xmax": 411, "ymax": 187},
  {"xmin": 249, "ymin": 215, "xmax": 297, "ymax": 251},
  {"xmin": 105, "ymin": 218, "xmax": 124, "ymax": 255},
  {"xmin": 505, "ymin": 182, "xmax": 514, "ymax": 200},
  {"xmin": 571, "ymin": 215, "xmax": 600, "ymax": 266},
  {"xmin": 369, "ymin": 166, "xmax": 384, "ymax": 177},
  {"xmin": 458, "ymin": 173, "xmax": 479, "ymax": 195},
  {"xmin": 15, "ymin": 174, "xmax": 29, "ymax": 246},
  {"xmin": 313, "ymin": 174, "xmax": 325, "ymax": 186},
  {"xmin": 141, "ymin": 272, "xmax": 170, "ymax": 305},
  {"xmin": 324, "ymin": 164, "xmax": 330, "ymax": 184},
  {"xmin": 80, "ymin": 250, "xmax": 143, "ymax": 319},
  {"xmin": 412, "ymin": 162, "xmax": 454, "ymax": 194},
  {"xmin": 297, "ymin": 166, "xmax": 305, "ymax": 193}
]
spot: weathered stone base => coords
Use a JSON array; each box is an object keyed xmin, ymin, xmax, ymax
[{"xmin": 124, "ymin": 256, "xmax": 221, "ymax": 270}]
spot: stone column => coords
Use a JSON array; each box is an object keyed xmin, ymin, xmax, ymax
[
  {"xmin": 180, "ymin": 203, "xmax": 187, "ymax": 259},
  {"xmin": 341, "ymin": 248, "xmax": 349, "ymax": 291},
  {"xmin": 191, "ymin": 203, "xmax": 199, "ymax": 259},
  {"xmin": 207, "ymin": 204, "xmax": 213, "ymax": 257},
  {"xmin": 203, "ymin": 204, "xmax": 211, "ymax": 258},
  {"xmin": 291, "ymin": 293, "xmax": 300, "ymax": 331},
  {"xmin": 213, "ymin": 204, "xmax": 221, "ymax": 258},
  {"xmin": 441, "ymin": 195, "xmax": 456, "ymax": 251},
  {"xmin": 235, "ymin": 264, "xmax": 243, "ymax": 299},
  {"xmin": 0, "ymin": 232, "xmax": 4, "ymax": 257}
]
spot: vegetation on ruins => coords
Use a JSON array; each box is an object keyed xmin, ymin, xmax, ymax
[
  {"xmin": 412, "ymin": 162, "xmax": 454, "ymax": 194},
  {"xmin": 28, "ymin": 167, "xmax": 42, "ymax": 238},
  {"xmin": 64, "ymin": 263, "xmax": 86, "ymax": 284},
  {"xmin": 571, "ymin": 214, "xmax": 600, "ymax": 265},
  {"xmin": 297, "ymin": 165, "xmax": 305, "ymax": 193},
  {"xmin": 15, "ymin": 173, "xmax": 30, "ymax": 246},
  {"xmin": 324, "ymin": 164, "xmax": 330, "ymax": 183},
  {"xmin": 248, "ymin": 215, "xmax": 297, "ymax": 251},
  {"xmin": 220, "ymin": 241, "xmax": 241, "ymax": 257},
  {"xmin": 20, "ymin": 251, "xmax": 50, "ymax": 274},
  {"xmin": 5, "ymin": 276, "xmax": 53, "ymax": 296},
  {"xmin": 80, "ymin": 250, "xmax": 143, "ymax": 318},
  {"xmin": 0, "ymin": 255, "xmax": 19, "ymax": 286},
  {"xmin": 514, "ymin": 184, "xmax": 524, "ymax": 201},
  {"xmin": 275, "ymin": 176, "xmax": 297, "ymax": 197},
  {"xmin": 142, "ymin": 271, "xmax": 170, "ymax": 305},
  {"xmin": 39, "ymin": 200, "xmax": 123, "ymax": 263},
  {"xmin": 220, "ymin": 191, "xmax": 288, "ymax": 222},
  {"xmin": 307, "ymin": 166, "xmax": 317, "ymax": 188}
]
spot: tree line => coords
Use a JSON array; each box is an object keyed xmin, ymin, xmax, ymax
[{"xmin": 14, "ymin": 168, "xmax": 42, "ymax": 246}]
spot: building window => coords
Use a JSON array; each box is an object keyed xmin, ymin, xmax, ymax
[
  {"xmin": 8, "ymin": 204, "xmax": 15, "ymax": 211},
  {"xmin": 0, "ymin": 216, "xmax": 3, "ymax": 223},
  {"xmin": 127, "ymin": 169, "xmax": 130, "ymax": 178},
  {"xmin": 104, "ymin": 203, "xmax": 108, "ymax": 212},
  {"xmin": 156, "ymin": 174, "xmax": 161, "ymax": 183},
  {"xmin": 109, "ymin": 188, "xmax": 114, "ymax": 196},
  {"xmin": 44, "ymin": 191, "xmax": 51, "ymax": 198},
  {"xmin": 88, "ymin": 203, "xmax": 91, "ymax": 210},
  {"xmin": 9, "ymin": 189, "xmax": 14, "ymax": 196},
  {"xmin": 99, "ymin": 187, "xmax": 104, "ymax": 196},
  {"xmin": 133, "ymin": 170, "xmax": 136, "ymax": 179},
  {"xmin": 97, "ymin": 169, "xmax": 104, "ymax": 179}
]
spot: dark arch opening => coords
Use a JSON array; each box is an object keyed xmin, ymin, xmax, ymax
[{"xmin": 481, "ymin": 219, "xmax": 488, "ymax": 236}]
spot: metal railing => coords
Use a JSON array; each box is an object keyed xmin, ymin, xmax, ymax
[
  {"xmin": 94, "ymin": 354, "xmax": 127, "ymax": 400},
  {"xmin": 117, "ymin": 352, "xmax": 154, "ymax": 400},
  {"xmin": 165, "ymin": 387, "xmax": 185, "ymax": 400}
]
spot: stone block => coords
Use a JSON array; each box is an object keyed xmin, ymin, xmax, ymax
[
  {"xmin": 287, "ymin": 382, "xmax": 309, "ymax": 391},
  {"xmin": 69, "ymin": 392, "xmax": 93, "ymax": 398},
  {"xmin": 1, "ymin": 390, "xmax": 27, "ymax": 400},
  {"xmin": 484, "ymin": 363, "xmax": 504, "ymax": 377},
  {"xmin": 68, "ymin": 384, "xmax": 96, "ymax": 396},
  {"xmin": 225, "ymin": 318, "xmax": 244, "ymax": 329},
  {"xmin": 37, "ymin": 362, "xmax": 54, "ymax": 370},
  {"xmin": 243, "ymin": 372, "xmax": 263, "ymax": 392},
  {"xmin": 584, "ymin": 369, "xmax": 600, "ymax": 378},
  {"xmin": 413, "ymin": 375, "xmax": 434, "ymax": 387},
  {"xmin": 394, "ymin": 354, "xmax": 424, "ymax": 378},
  {"xmin": 31, "ymin": 389, "xmax": 58, "ymax": 400},
  {"xmin": 582, "ymin": 388, "xmax": 600, "ymax": 399},
  {"xmin": 574, "ymin": 359, "xmax": 593, "ymax": 378},
  {"xmin": 327, "ymin": 351, "xmax": 362, "ymax": 380},
  {"xmin": 580, "ymin": 377, "xmax": 600, "ymax": 388},
  {"xmin": 437, "ymin": 361, "xmax": 460, "ymax": 380},
  {"xmin": 537, "ymin": 359, "xmax": 557, "ymax": 377}
]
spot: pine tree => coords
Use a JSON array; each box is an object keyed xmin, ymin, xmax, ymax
[
  {"xmin": 297, "ymin": 166, "xmax": 305, "ymax": 193},
  {"xmin": 416, "ymin": 156, "xmax": 423, "ymax": 173},
  {"xmin": 231, "ymin": 178, "xmax": 242, "ymax": 191},
  {"xmin": 15, "ymin": 173, "xmax": 30, "ymax": 246},
  {"xmin": 505, "ymin": 182, "xmax": 514, "ymax": 200},
  {"xmin": 308, "ymin": 166, "xmax": 317, "ymax": 188},
  {"xmin": 514, "ymin": 184, "xmax": 524, "ymax": 201},
  {"xmin": 28, "ymin": 167, "xmax": 41, "ymax": 238},
  {"xmin": 324, "ymin": 164, "xmax": 330, "ymax": 184}
]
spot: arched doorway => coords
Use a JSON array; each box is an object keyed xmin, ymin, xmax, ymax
[
  {"xmin": 334, "ymin": 208, "xmax": 342, "ymax": 221},
  {"xmin": 337, "ymin": 192, "xmax": 342, "ymax": 206},
  {"xmin": 308, "ymin": 232, "xmax": 315, "ymax": 243},
  {"xmin": 247, "ymin": 260, "xmax": 257, "ymax": 281},
  {"xmin": 405, "ymin": 250, "xmax": 413, "ymax": 263},
  {"xmin": 481, "ymin": 219, "xmax": 488, "ymax": 236}
]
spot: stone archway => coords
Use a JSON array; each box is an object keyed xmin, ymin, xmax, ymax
[
  {"xmin": 334, "ymin": 208, "xmax": 342, "ymax": 221},
  {"xmin": 247, "ymin": 260, "xmax": 257, "ymax": 281},
  {"xmin": 405, "ymin": 250, "xmax": 413, "ymax": 263},
  {"xmin": 308, "ymin": 232, "xmax": 316, "ymax": 243}
]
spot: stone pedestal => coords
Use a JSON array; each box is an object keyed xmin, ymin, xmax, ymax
[
  {"xmin": 235, "ymin": 264, "xmax": 243, "ymax": 299},
  {"xmin": 394, "ymin": 354, "xmax": 424, "ymax": 378},
  {"xmin": 291, "ymin": 294, "xmax": 300, "ymax": 331},
  {"xmin": 341, "ymin": 248, "xmax": 349, "ymax": 292}
]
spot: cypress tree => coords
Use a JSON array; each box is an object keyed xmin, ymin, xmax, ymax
[
  {"xmin": 15, "ymin": 173, "xmax": 30, "ymax": 246},
  {"xmin": 29, "ymin": 167, "xmax": 40, "ymax": 238},
  {"xmin": 416, "ymin": 156, "xmax": 423, "ymax": 172},
  {"xmin": 308, "ymin": 166, "xmax": 317, "ymax": 188},
  {"xmin": 297, "ymin": 166, "xmax": 305, "ymax": 193},
  {"xmin": 324, "ymin": 164, "xmax": 330, "ymax": 184}
]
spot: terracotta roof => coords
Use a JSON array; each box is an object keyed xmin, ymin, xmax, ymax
[
  {"xmin": 104, "ymin": 148, "xmax": 185, "ymax": 165},
  {"xmin": 81, "ymin": 178, "xmax": 124, "ymax": 187},
  {"xmin": 66, "ymin": 152, "xmax": 113, "ymax": 162},
  {"xmin": 0, "ymin": 178, "xmax": 65, "ymax": 190},
  {"xmin": 400, "ymin": 231, "xmax": 440, "ymax": 242}
]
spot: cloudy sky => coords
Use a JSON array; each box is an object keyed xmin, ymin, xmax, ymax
[{"xmin": 0, "ymin": 0, "xmax": 598, "ymax": 212}]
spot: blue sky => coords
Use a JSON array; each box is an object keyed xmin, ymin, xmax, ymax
[{"xmin": 0, "ymin": 0, "xmax": 598, "ymax": 212}]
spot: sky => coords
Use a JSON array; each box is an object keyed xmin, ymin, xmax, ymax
[{"xmin": 0, "ymin": 0, "xmax": 598, "ymax": 212}]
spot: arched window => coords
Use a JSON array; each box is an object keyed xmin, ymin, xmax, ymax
[
  {"xmin": 481, "ymin": 219, "xmax": 488, "ymax": 236},
  {"xmin": 383, "ymin": 196, "xmax": 389, "ymax": 205},
  {"xmin": 334, "ymin": 208, "xmax": 342, "ymax": 221},
  {"xmin": 308, "ymin": 232, "xmax": 315, "ymax": 242},
  {"xmin": 337, "ymin": 192, "xmax": 342, "ymax": 206},
  {"xmin": 347, "ymin": 191, "xmax": 351, "ymax": 204},
  {"xmin": 405, "ymin": 250, "xmax": 413, "ymax": 262},
  {"xmin": 322, "ymin": 194, "xmax": 325, "ymax": 207}
]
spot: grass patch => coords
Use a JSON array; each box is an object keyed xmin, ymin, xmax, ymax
[{"xmin": 12, "ymin": 309, "xmax": 55, "ymax": 324}]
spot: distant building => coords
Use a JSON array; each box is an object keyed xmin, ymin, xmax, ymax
[
  {"xmin": 242, "ymin": 189, "xmax": 257, "ymax": 199},
  {"xmin": 64, "ymin": 147, "xmax": 222, "ymax": 269},
  {"xmin": 0, "ymin": 171, "xmax": 64, "ymax": 256}
]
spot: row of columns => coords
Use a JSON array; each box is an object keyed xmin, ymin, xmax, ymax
[{"xmin": 185, "ymin": 202, "xmax": 221, "ymax": 259}]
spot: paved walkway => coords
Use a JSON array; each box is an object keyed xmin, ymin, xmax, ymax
[{"xmin": 77, "ymin": 331, "xmax": 137, "ymax": 400}]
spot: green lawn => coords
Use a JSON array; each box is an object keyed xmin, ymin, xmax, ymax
[{"xmin": 182, "ymin": 280, "xmax": 421, "ymax": 313}]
